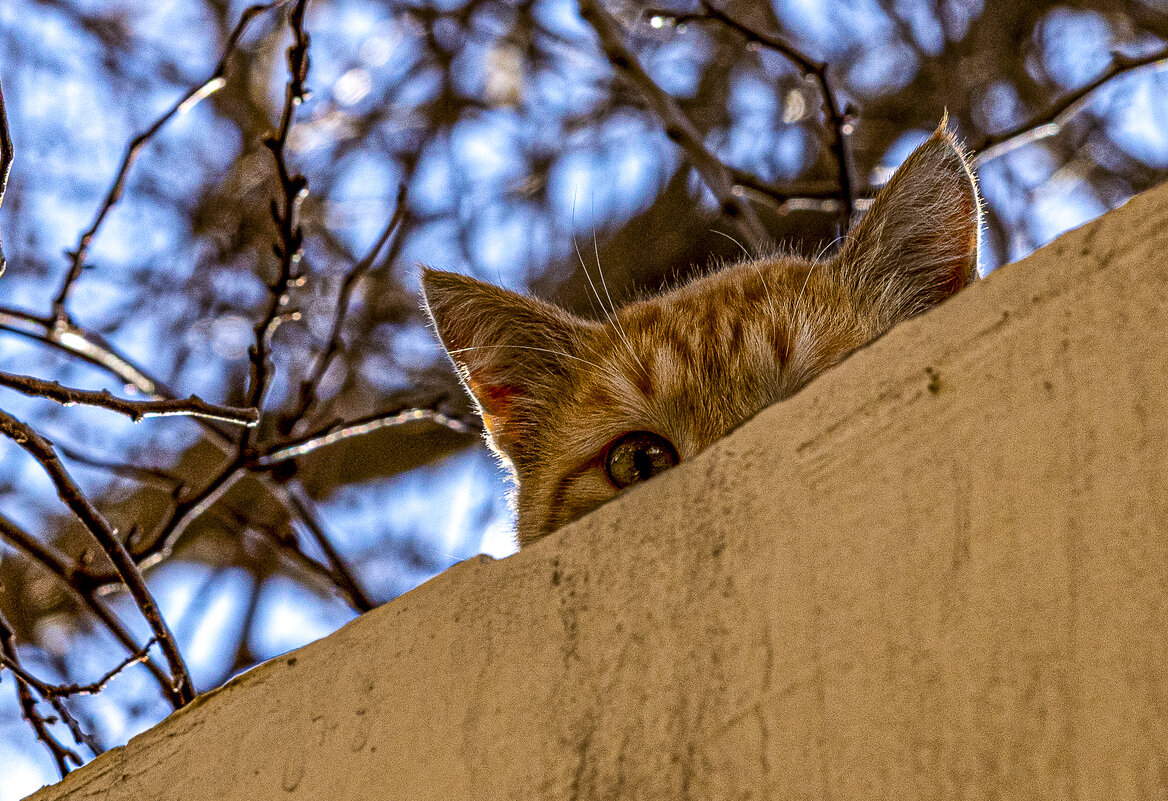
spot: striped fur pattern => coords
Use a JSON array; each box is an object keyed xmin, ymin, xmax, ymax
[{"xmin": 422, "ymin": 122, "xmax": 981, "ymax": 546}]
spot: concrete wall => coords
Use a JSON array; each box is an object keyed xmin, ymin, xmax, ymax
[{"xmin": 28, "ymin": 180, "xmax": 1168, "ymax": 801}]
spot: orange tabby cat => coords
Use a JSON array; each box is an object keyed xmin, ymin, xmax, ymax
[{"xmin": 422, "ymin": 121, "xmax": 980, "ymax": 546}]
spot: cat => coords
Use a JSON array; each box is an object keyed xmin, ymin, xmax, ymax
[{"xmin": 422, "ymin": 121, "xmax": 980, "ymax": 547}]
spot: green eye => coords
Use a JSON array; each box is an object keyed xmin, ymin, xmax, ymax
[{"xmin": 603, "ymin": 431, "xmax": 679, "ymax": 489}]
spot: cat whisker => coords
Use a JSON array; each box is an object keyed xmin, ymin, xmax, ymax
[
  {"xmin": 571, "ymin": 188, "xmax": 605, "ymax": 321},
  {"xmin": 591, "ymin": 220, "xmax": 646, "ymax": 376},
  {"xmin": 573, "ymin": 234, "xmax": 611, "ymax": 323},
  {"xmin": 787, "ymin": 235, "xmax": 847, "ymax": 358},
  {"xmin": 571, "ymin": 226, "xmax": 646, "ymax": 381},
  {"xmin": 709, "ymin": 228, "xmax": 751, "ymax": 260},
  {"xmin": 414, "ymin": 544, "xmax": 466, "ymax": 568},
  {"xmin": 449, "ymin": 344, "xmax": 610, "ymax": 376}
]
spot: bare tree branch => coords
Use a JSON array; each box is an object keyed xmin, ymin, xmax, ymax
[
  {"xmin": 134, "ymin": 464, "xmax": 246, "ymax": 573},
  {"xmin": 647, "ymin": 2, "xmax": 855, "ymax": 229},
  {"xmin": 51, "ymin": 0, "xmax": 294, "ymax": 323},
  {"xmin": 0, "ymin": 308, "xmax": 159, "ymax": 396},
  {"xmin": 244, "ymin": 0, "xmax": 313, "ymax": 452},
  {"xmin": 0, "ymin": 409, "xmax": 194, "ymax": 704},
  {"xmin": 283, "ymin": 182, "xmax": 409, "ymax": 435},
  {"xmin": 0, "ymin": 370, "xmax": 259, "ymax": 426},
  {"xmin": 972, "ymin": 45, "xmax": 1168, "ymax": 166},
  {"xmin": 0, "ymin": 513, "xmax": 176, "ymax": 701},
  {"xmin": 0, "ymin": 638, "xmax": 157, "ymax": 700},
  {"xmin": 577, "ymin": 0, "xmax": 772, "ymax": 253},
  {"xmin": 257, "ymin": 393, "xmax": 478, "ymax": 467},
  {"xmin": 0, "ymin": 609, "xmax": 81, "ymax": 776},
  {"xmin": 217, "ymin": 501, "xmax": 354, "ymax": 597},
  {"xmin": 0, "ymin": 613, "xmax": 116, "ymax": 766},
  {"xmin": 279, "ymin": 483, "xmax": 374, "ymax": 611}
]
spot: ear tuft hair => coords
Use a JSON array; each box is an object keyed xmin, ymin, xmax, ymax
[{"xmin": 836, "ymin": 116, "xmax": 981, "ymax": 328}]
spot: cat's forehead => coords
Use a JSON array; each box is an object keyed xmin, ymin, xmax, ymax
[
  {"xmin": 567, "ymin": 258, "xmax": 815, "ymax": 455},
  {"xmin": 634, "ymin": 257, "xmax": 798, "ymax": 312},
  {"xmin": 608, "ymin": 256, "xmax": 814, "ymax": 346}
]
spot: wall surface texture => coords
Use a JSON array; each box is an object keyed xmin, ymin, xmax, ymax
[{"xmin": 27, "ymin": 181, "xmax": 1168, "ymax": 801}]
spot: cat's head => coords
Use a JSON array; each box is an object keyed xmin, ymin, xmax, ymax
[{"xmin": 422, "ymin": 122, "xmax": 980, "ymax": 546}]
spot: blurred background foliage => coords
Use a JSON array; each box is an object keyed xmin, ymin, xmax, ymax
[{"xmin": 1, "ymin": 0, "xmax": 1167, "ymax": 794}]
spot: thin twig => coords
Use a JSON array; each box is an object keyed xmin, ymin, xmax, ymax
[
  {"xmin": 279, "ymin": 483, "xmax": 375, "ymax": 611},
  {"xmin": 0, "ymin": 513, "xmax": 176, "ymax": 701},
  {"xmin": 244, "ymin": 0, "xmax": 313, "ymax": 452},
  {"xmin": 0, "ymin": 307, "xmax": 160, "ymax": 396},
  {"xmin": 257, "ymin": 394, "xmax": 478, "ymax": 467},
  {"xmin": 0, "ymin": 638, "xmax": 157, "ymax": 699},
  {"xmin": 218, "ymin": 501, "xmax": 349, "ymax": 594},
  {"xmin": 0, "ymin": 610, "xmax": 81, "ymax": 776},
  {"xmin": 132, "ymin": 395, "xmax": 474, "ymax": 575},
  {"xmin": 0, "ymin": 74, "xmax": 13, "ymax": 278},
  {"xmin": 123, "ymin": 0, "xmax": 316, "ymax": 586},
  {"xmin": 0, "ymin": 370, "xmax": 259, "ymax": 426},
  {"xmin": 51, "ymin": 0, "xmax": 294, "ymax": 322},
  {"xmin": 0, "ymin": 623, "xmax": 109, "ymax": 761},
  {"xmin": 648, "ymin": 2, "xmax": 855, "ymax": 229},
  {"xmin": 972, "ymin": 44, "xmax": 1168, "ymax": 166},
  {"xmin": 0, "ymin": 408, "xmax": 194, "ymax": 704},
  {"xmin": 577, "ymin": 0, "xmax": 771, "ymax": 253},
  {"xmin": 132, "ymin": 465, "xmax": 246, "ymax": 574},
  {"xmin": 284, "ymin": 182, "xmax": 409, "ymax": 434}
]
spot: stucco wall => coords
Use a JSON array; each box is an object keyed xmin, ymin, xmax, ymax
[{"xmin": 27, "ymin": 180, "xmax": 1168, "ymax": 801}]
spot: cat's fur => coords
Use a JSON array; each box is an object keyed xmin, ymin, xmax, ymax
[{"xmin": 422, "ymin": 121, "xmax": 980, "ymax": 546}]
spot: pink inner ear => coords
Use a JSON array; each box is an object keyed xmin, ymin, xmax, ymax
[
  {"xmin": 466, "ymin": 376, "xmax": 523, "ymax": 441},
  {"xmin": 474, "ymin": 381, "xmax": 520, "ymax": 417}
]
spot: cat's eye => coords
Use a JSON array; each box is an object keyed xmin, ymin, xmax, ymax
[{"xmin": 603, "ymin": 431, "xmax": 679, "ymax": 489}]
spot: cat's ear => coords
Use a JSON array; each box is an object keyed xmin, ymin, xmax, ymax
[
  {"xmin": 836, "ymin": 117, "xmax": 981, "ymax": 326},
  {"xmin": 420, "ymin": 268, "xmax": 583, "ymax": 452}
]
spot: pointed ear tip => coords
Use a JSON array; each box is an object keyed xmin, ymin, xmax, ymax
[
  {"xmin": 418, "ymin": 265, "xmax": 450, "ymax": 285},
  {"xmin": 924, "ymin": 121, "xmax": 964, "ymax": 157},
  {"xmin": 911, "ymin": 126, "xmax": 977, "ymax": 199},
  {"xmin": 419, "ymin": 267, "xmax": 475, "ymax": 300}
]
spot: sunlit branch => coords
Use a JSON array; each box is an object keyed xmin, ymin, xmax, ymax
[
  {"xmin": 647, "ymin": 2, "xmax": 855, "ymax": 229},
  {"xmin": 0, "ymin": 370, "xmax": 259, "ymax": 426},
  {"xmin": 0, "ymin": 409, "xmax": 194, "ymax": 705},
  {"xmin": 51, "ymin": 0, "xmax": 295, "ymax": 323},
  {"xmin": 972, "ymin": 45, "xmax": 1168, "ymax": 167},
  {"xmin": 577, "ymin": 0, "xmax": 772, "ymax": 253},
  {"xmin": 133, "ymin": 395, "xmax": 474, "ymax": 579},
  {"xmin": 0, "ymin": 638, "xmax": 156, "ymax": 700},
  {"xmin": 257, "ymin": 396, "xmax": 478, "ymax": 467},
  {"xmin": 0, "ymin": 308, "xmax": 157, "ymax": 396},
  {"xmin": 132, "ymin": 465, "xmax": 247, "ymax": 574},
  {"xmin": 0, "ymin": 75, "xmax": 13, "ymax": 278},
  {"xmin": 727, "ymin": 169, "xmax": 879, "ymax": 214}
]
